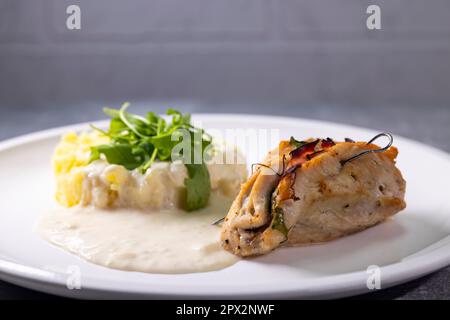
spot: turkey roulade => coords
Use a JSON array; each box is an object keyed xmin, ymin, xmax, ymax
[{"xmin": 220, "ymin": 134, "xmax": 406, "ymax": 257}]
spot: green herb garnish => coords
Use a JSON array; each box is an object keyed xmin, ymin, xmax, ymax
[
  {"xmin": 184, "ymin": 163, "xmax": 211, "ymax": 211},
  {"xmin": 271, "ymin": 206, "xmax": 288, "ymax": 238},
  {"xmin": 289, "ymin": 136, "xmax": 307, "ymax": 148},
  {"xmin": 271, "ymin": 193, "xmax": 288, "ymax": 238},
  {"xmin": 89, "ymin": 103, "xmax": 213, "ymax": 211}
]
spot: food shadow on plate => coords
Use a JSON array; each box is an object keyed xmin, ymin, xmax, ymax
[{"xmin": 245, "ymin": 212, "xmax": 450, "ymax": 276}]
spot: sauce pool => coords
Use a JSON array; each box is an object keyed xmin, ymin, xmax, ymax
[{"xmin": 36, "ymin": 193, "xmax": 239, "ymax": 274}]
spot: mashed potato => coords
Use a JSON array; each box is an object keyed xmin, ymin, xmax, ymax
[{"xmin": 52, "ymin": 131, "xmax": 247, "ymax": 210}]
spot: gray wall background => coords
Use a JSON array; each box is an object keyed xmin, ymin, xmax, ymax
[{"xmin": 1, "ymin": 0, "xmax": 450, "ymax": 108}]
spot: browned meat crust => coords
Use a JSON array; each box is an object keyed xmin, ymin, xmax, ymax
[{"xmin": 221, "ymin": 139, "xmax": 406, "ymax": 257}]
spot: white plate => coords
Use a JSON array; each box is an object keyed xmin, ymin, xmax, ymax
[{"xmin": 0, "ymin": 114, "xmax": 450, "ymax": 299}]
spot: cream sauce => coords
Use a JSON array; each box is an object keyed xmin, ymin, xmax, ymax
[{"xmin": 36, "ymin": 193, "xmax": 239, "ymax": 274}]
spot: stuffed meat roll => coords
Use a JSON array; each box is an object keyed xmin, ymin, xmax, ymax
[{"xmin": 221, "ymin": 134, "xmax": 406, "ymax": 257}]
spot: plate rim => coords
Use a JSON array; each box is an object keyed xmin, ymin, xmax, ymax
[{"xmin": 1, "ymin": 113, "xmax": 450, "ymax": 299}]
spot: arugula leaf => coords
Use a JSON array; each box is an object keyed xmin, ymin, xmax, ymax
[
  {"xmin": 146, "ymin": 111, "xmax": 159, "ymax": 124},
  {"xmin": 89, "ymin": 103, "xmax": 213, "ymax": 211},
  {"xmin": 184, "ymin": 163, "xmax": 211, "ymax": 211},
  {"xmin": 109, "ymin": 118, "xmax": 125, "ymax": 134},
  {"xmin": 88, "ymin": 146, "xmax": 101, "ymax": 163},
  {"xmin": 92, "ymin": 144, "xmax": 145, "ymax": 170}
]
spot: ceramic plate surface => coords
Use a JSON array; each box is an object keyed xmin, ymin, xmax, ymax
[{"xmin": 0, "ymin": 114, "xmax": 449, "ymax": 299}]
